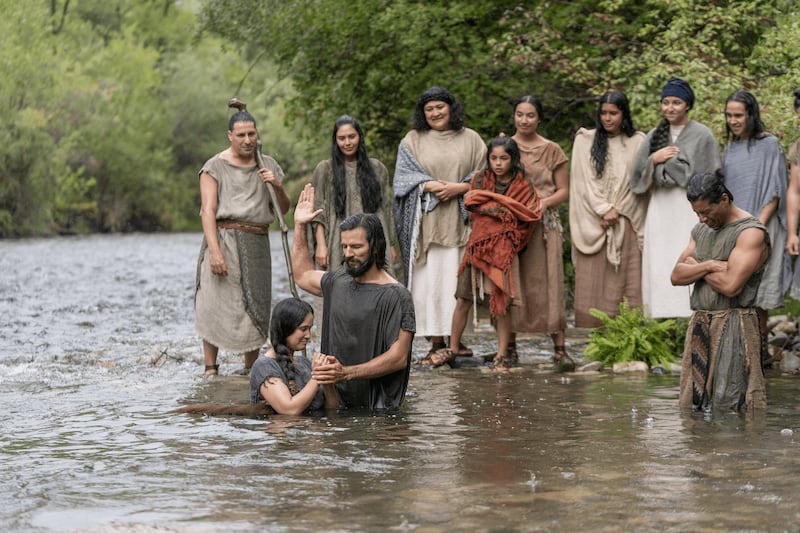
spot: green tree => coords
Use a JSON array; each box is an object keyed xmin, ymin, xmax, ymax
[
  {"xmin": 200, "ymin": 0, "xmax": 533, "ymax": 166},
  {"xmin": 1, "ymin": 0, "xmax": 314, "ymax": 235}
]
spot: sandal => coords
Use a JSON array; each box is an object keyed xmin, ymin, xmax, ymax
[
  {"xmin": 493, "ymin": 354, "xmax": 513, "ymax": 372},
  {"xmin": 484, "ymin": 342, "xmax": 516, "ymax": 364},
  {"xmin": 507, "ymin": 342, "xmax": 518, "ymax": 366},
  {"xmin": 427, "ymin": 339, "xmax": 447, "ymax": 357},
  {"xmin": 553, "ymin": 345, "xmax": 575, "ymax": 373},
  {"xmin": 420, "ymin": 348, "xmax": 457, "ymax": 368},
  {"xmin": 454, "ymin": 342, "xmax": 473, "ymax": 358},
  {"xmin": 204, "ymin": 364, "xmax": 219, "ymax": 376}
]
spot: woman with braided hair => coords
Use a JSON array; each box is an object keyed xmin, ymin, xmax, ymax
[
  {"xmin": 174, "ymin": 298, "xmax": 338, "ymax": 416},
  {"xmin": 631, "ymin": 77, "xmax": 721, "ymax": 319},
  {"xmin": 249, "ymin": 298, "xmax": 339, "ymax": 414}
]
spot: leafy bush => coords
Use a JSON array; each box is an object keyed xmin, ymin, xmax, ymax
[{"xmin": 584, "ymin": 300, "xmax": 680, "ymax": 368}]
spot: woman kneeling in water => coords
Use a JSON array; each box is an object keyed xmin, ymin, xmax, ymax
[
  {"xmin": 176, "ymin": 298, "xmax": 338, "ymax": 416},
  {"xmin": 249, "ymin": 297, "xmax": 338, "ymax": 414}
]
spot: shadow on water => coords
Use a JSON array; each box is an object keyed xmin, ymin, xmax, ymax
[{"xmin": 2, "ymin": 233, "xmax": 800, "ymax": 532}]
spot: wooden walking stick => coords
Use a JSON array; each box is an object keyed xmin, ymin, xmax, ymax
[{"xmin": 228, "ymin": 97, "xmax": 298, "ymax": 298}]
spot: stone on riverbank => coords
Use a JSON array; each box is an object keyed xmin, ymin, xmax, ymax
[{"xmin": 612, "ymin": 361, "xmax": 649, "ymax": 373}]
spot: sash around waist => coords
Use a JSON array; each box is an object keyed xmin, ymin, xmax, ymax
[{"xmin": 217, "ymin": 219, "xmax": 270, "ymax": 235}]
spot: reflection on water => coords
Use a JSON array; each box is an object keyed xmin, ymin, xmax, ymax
[{"xmin": 1, "ymin": 233, "xmax": 800, "ymax": 532}]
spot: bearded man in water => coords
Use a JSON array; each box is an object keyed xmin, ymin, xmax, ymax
[{"xmin": 292, "ymin": 184, "xmax": 415, "ymax": 412}]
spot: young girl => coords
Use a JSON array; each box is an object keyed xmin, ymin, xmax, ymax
[
  {"xmin": 425, "ymin": 137, "xmax": 541, "ymax": 371},
  {"xmin": 175, "ymin": 298, "xmax": 338, "ymax": 416}
]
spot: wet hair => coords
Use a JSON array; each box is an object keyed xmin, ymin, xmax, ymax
[
  {"xmin": 228, "ymin": 110, "xmax": 257, "ymax": 131},
  {"xmin": 330, "ymin": 115, "xmax": 382, "ymax": 218},
  {"xmin": 487, "ymin": 136, "xmax": 523, "ymax": 179},
  {"xmin": 725, "ymin": 89, "xmax": 766, "ymax": 147},
  {"xmin": 793, "ymin": 89, "xmax": 800, "ymax": 111},
  {"xmin": 269, "ymin": 298, "xmax": 314, "ymax": 385},
  {"xmin": 686, "ymin": 170, "xmax": 733, "ymax": 204},
  {"xmin": 649, "ymin": 78, "xmax": 695, "ymax": 155},
  {"xmin": 591, "ymin": 91, "xmax": 636, "ymax": 178},
  {"xmin": 339, "ymin": 213, "xmax": 387, "ymax": 270},
  {"xmin": 411, "ymin": 86, "xmax": 465, "ymax": 131},
  {"xmin": 510, "ymin": 95, "xmax": 545, "ymax": 129}
]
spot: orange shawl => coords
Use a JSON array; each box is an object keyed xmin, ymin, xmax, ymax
[{"xmin": 459, "ymin": 170, "xmax": 541, "ymax": 316}]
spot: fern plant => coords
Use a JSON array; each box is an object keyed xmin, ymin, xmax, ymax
[{"xmin": 584, "ymin": 300, "xmax": 680, "ymax": 368}]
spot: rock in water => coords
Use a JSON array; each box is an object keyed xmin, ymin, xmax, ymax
[{"xmin": 612, "ymin": 361, "xmax": 649, "ymax": 373}]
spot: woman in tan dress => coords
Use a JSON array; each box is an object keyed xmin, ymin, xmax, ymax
[{"xmin": 509, "ymin": 95, "xmax": 572, "ymax": 370}]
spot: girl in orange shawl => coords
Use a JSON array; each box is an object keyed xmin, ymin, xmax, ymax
[{"xmin": 422, "ymin": 137, "xmax": 541, "ymax": 371}]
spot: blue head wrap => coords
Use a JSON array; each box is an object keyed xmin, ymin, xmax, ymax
[{"xmin": 661, "ymin": 77, "xmax": 695, "ymax": 109}]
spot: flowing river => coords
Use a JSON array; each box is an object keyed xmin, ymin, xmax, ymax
[{"xmin": 1, "ymin": 232, "xmax": 799, "ymax": 532}]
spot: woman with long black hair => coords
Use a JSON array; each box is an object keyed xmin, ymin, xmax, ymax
[
  {"xmin": 570, "ymin": 91, "xmax": 647, "ymax": 328},
  {"xmin": 310, "ymin": 115, "xmax": 397, "ymax": 274},
  {"xmin": 175, "ymin": 298, "xmax": 338, "ymax": 416}
]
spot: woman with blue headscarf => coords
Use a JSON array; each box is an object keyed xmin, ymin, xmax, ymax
[{"xmin": 631, "ymin": 77, "xmax": 721, "ymax": 318}]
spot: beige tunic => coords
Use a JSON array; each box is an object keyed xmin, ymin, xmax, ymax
[
  {"xmin": 195, "ymin": 153, "xmax": 282, "ymax": 352},
  {"xmin": 569, "ymin": 128, "xmax": 647, "ymax": 327},
  {"xmin": 402, "ymin": 128, "xmax": 487, "ymax": 259},
  {"xmin": 510, "ymin": 137, "xmax": 568, "ymax": 333},
  {"xmin": 402, "ymin": 128, "xmax": 486, "ymax": 336}
]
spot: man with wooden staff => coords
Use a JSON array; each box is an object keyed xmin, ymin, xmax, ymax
[{"xmin": 195, "ymin": 106, "xmax": 290, "ymax": 376}]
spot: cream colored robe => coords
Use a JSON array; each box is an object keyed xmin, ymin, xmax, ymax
[{"xmin": 569, "ymin": 128, "xmax": 647, "ymax": 268}]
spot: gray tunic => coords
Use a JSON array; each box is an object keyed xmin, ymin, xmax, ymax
[
  {"xmin": 689, "ymin": 216, "xmax": 767, "ymax": 311},
  {"xmin": 680, "ymin": 216, "xmax": 768, "ymax": 412},
  {"xmin": 723, "ymin": 135, "xmax": 789, "ymax": 309},
  {"xmin": 320, "ymin": 269, "xmax": 415, "ymax": 412},
  {"xmin": 195, "ymin": 152, "xmax": 283, "ymax": 352},
  {"xmin": 630, "ymin": 120, "xmax": 721, "ymax": 193},
  {"xmin": 310, "ymin": 158, "xmax": 396, "ymax": 273},
  {"xmin": 249, "ymin": 355, "xmax": 324, "ymax": 410}
]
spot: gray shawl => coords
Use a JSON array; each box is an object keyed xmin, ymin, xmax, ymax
[
  {"xmin": 392, "ymin": 140, "xmax": 469, "ymax": 287},
  {"xmin": 630, "ymin": 120, "xmax": 721, "ymax": 194}
]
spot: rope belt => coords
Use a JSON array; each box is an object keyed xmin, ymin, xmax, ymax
[{"xmin": 217, "ymin": 219, "xmax": 270, "ymax": 235}]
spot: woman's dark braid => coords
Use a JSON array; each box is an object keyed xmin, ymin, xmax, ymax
[
  {"xmin": 648, "ymin": 118, "xmax": 671, "ymax": 154},
  {"xmin": 273, "ymin": 342, "xmax": 296, "ymax": 390}
]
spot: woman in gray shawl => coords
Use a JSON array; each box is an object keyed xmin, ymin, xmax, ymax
[
  {"xmin": 786, "ymin": 89, "xmax": 800, "ymax": 300},
  {"xmin": 630, "ymin": 77, "xmax": 721, "ymax": 319},
  {"xmin": 393, "ymin": 87, "xmax": 486, "ymax": 362}
]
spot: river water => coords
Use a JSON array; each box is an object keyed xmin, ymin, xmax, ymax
[{"xmin": 2, "ymin": 232, "xmax": 800, "ymax": 532}]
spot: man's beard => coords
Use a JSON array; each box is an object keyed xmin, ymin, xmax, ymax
[{"xmin": 345, "ymin": 254, "xmax": 374, "ymax": 278}]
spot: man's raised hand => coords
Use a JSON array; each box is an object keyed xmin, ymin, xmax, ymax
[{"xmin": 294, "ymin": 184, "xmax": 323, "ymax": 225}]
